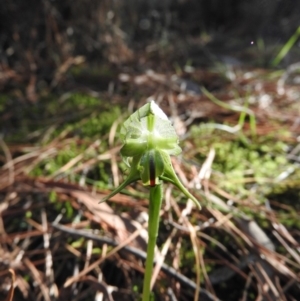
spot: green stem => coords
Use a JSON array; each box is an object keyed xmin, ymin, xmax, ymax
[{"xmin": 142, "ymin": 184, "xmax": 163, "ymax": 301}]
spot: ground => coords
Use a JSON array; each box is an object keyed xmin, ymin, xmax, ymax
[{"xmin": 0, "ymin": 2, "xmax": 300, "ymax": 300}]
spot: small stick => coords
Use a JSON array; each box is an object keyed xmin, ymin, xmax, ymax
[{"xmin": 5, "ymin": 269, "xmax": 15, "ymax": 301}]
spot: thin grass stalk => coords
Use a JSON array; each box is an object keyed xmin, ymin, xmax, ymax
[{"xmin": 271, "ymin": 26, "xmax": 300, "ymax": 67}]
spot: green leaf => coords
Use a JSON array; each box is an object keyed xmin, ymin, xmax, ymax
[{"xmin": 159, "ymin": 150, "xmax": 201, "ymax": 209}]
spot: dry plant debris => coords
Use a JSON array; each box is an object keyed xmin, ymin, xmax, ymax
[{"xmin": 0, "ymin": 62, "xmax": 300, "ymax": 301}]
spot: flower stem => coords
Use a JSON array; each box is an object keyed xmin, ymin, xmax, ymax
[{"xmin": 142, "ymin": 184, "xmax": 163, "ymax": 301}]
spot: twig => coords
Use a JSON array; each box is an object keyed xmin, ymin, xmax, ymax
[
  {"xmin": 52, "ymin": 223, "xmax": 222, "ymax": 301},
  {"xmin": 5, "ymin": 269, "xmax": 15, "ymax": 301}
]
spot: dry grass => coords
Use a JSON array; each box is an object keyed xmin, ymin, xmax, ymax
[
  {"xmin": 1, "ymin": 59, "xmax": 300, "ymax": 301},
  {"xmin": 1, "ymin": 2, "xmax": 300, "ymax": 299}
]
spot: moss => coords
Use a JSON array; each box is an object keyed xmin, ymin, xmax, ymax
[
  {"xmin": 190, "ymin": 124, "xmax": 296, "ymax": 199},
  {"xmin": 23, "ymin": 92, "xmax": 121, "ymax": 182},
  {"xmin": 1, "ymin": 92, "xmax": 121, "ymax": 143}
]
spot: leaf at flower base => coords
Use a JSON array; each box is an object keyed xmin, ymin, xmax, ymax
[
  {"xmin": 100, "ymin": 156, "xmax": 141, "ymax": 203},
  {"xmin": 159, "ymin": 151, "xmax": 201, "ymax": 209}
]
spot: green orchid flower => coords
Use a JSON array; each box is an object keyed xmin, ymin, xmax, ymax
[
  {"xmin": 102, "ymin": 100, "xmax": 201, "ymax": 209},
  {"xmin": 102, "ymin": 101, "xmax": 201, "ymax": 301}
]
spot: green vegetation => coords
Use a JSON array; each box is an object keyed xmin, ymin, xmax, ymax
[
  {"xmin": 272, "ymin": 26, "xmax": 300, "ymax": 67},
  {"xmin": 0, "ymin": 93, "xmax": 121, "ymax": 143},
  {"xmin": 190, "ymin": 124, "xmax": 296, "ymax": 197}
]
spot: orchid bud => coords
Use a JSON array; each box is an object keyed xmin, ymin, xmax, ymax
[{"xmin": 102, "ymin": 101, "xmax": 201, "ymax": 209}]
